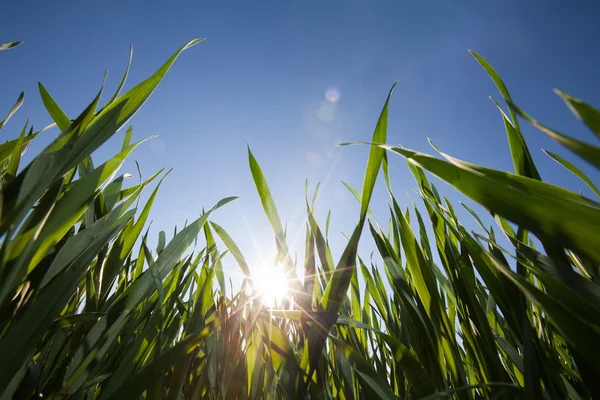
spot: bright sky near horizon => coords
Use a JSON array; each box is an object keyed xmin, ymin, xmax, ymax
[{"xmin": 2, "ymin": 0, "xmax": 600, "ymax": 291}]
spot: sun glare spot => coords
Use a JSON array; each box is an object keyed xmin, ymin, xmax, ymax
[
  {"xmin": 253, "ymin": 265, "xmax": 289, "ymax": 306},
  {"xmin": 317, "ymin": 102, "xmax": 336, "ymax": 122},
  {"xmin": 325, "ymin": 88, "xmax": 340, "ymax": 103},
  {"xmin": 305, "ymin": 151, "xmax": 322, "ymax": 167}
]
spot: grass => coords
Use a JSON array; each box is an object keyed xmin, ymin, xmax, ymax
[{"xmin": 0, "ymin": 38, "xmax": 599, "ymax": 400}]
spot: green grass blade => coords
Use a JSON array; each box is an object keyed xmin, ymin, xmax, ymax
[
  {"xmin": 38, "ymin": 83, "xmax": 71, "ymax": 131},
  {"xmin": 368, "ymin": 143, "xmax": 600, "ymax": 264},
  {"xmin": 0, "ymin": 41, "xmax": 23, "ymax": 51},
  {"xmin": 471, "ymin": 50, "xmax": 541, "ymax": 180},
  {"xmin": 555, "ymin": 89, "xmax": 600, "ymax": 140},
  {"xmin": 103, "ymin": 326, "xmax": 214, "ymax": 400},
  {"xmin": 0, "ymin": 91, "xmax": 24, "ymax": 131},
  {"xmin": 509, "ymin": 101, "xmax": 600, "ymax": 169},
  {"xmin": 103, "ymin": 44, "xmax": 133, "ymax": 110},
  {"xmin": 543, "ymin": 149, "xmax": 600, "ymax": 197}
]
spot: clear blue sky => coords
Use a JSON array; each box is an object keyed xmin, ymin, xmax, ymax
[{"xmin": 2, "ymin": 0, "xmax": 599, "ymax": 288}]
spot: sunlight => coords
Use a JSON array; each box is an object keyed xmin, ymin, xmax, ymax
[{"xmin": 253, "ymin": 264, "xmax": 289, "ymax": 306}]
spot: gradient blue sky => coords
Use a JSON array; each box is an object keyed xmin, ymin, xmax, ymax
[{"xmin": 2, "ymin": 0, "xmax": 599, "ymax": 287}]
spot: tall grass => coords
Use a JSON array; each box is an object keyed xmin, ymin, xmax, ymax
[{"xmin": 1, "ymin": 39, "xmax": 599, "ymax": 399}]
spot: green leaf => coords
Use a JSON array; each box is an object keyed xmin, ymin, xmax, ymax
[
  {"xmin": 543, "ymin": 149, "xmax": 600, "ymax": 197},
  {"xmin": 100, "ymin": 168, "xmax": 166, "ymax": 299},
  {"xmin": 0, "ymin": 41, "xmax": 23, "ymax": 51},
  {"xmin": 508, "ymin": 100, "xmax": 600, "ymax": 170},
  {"xmin": 303, "ymin": 83, "xmax": 396, "ymax": 386},
  {"xmin": 555, "ymin": 89, "xmax": 600, "ymax": 140},
  {"xmin": 211, "ymin": 221, "xmax": 251, "ymax": 277},
  {"xmin": 471, "ymin": 50, "xmax": 540, "ymax": 180},
  {"xmin": 0, "ymin": 210, "xmax": 132, "ymax": 391},
  {"xmin": 103, "ymin": 43, "xmax": 133, "ymax": 110},
  {"xmin": 38, "ymin": 82, "xmax": 71, "ymax": 131},
  {"xmin": 63, "ymin": 196, "xmax": 235, "ymax": 393},
  {"xmin": 0, "ymin": 39, "xmax": 203, "ymax": 238},
  {"xmin": 369, "ymin": 143, "xmax": 600, "ymax": 264},
  {"xmin": 0, "ymin": 91, "xmax": 24, "ymax": 131},
  {"xmin": 358, "ymin": 82, "xmax": 397, "ymax": 225},
  {"xmin": 4, "ymin": 121, "xmax": 28, "ymax": 181},
  {"xmin": 248, "ymin": 146, "xmax": 284, "ymax": 240},
  {"xmin": 53, "ymin": 312, "xmax": 106, "ymax": 328},
  {"xmin": 488, "ymin": 253, "xmax": 600, "ymax": 376},
  {"xmin": 342, "ymin": 181, "xmax": 376, "ymax": 220},
  {"xmin": 103, "ymin": 326, "xmax": 214, "ymax": 400},
  {"xmin": 336, "ymin": 316, "xmax": 436, "ymax": 397},
  {"xmin": 121, "ymin": 125, "xmax": 133, "ymax": 151},
  {"xmin": 329, "ymin": 335, "xmax": 399, "ymax": 399},
  {"xmin": 156, "ymin": 230, "xmax": 166, "ymax": 255}
]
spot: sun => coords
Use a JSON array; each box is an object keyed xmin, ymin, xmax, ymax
[{"xmin": 252, "ymin": 264, "xmax": 289, "ymax": 306}]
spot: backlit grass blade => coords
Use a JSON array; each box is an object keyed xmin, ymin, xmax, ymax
[
  {"xmin": 121, "ymin": 125, "xmax": 133, "ymax": 151},
  {"xmin": 100, "ymin": 169, "xmax": 167, "ymax": 300},
  {"xmin": 303, "ymin": 83, "xmax": 395, "ymax": 386},
  {"xmin": 487, "ymin": 253, "xmax": 600, "ymax": 395},
  {"xmin": 103, "ymin": 43, "xmax": 133, "ymax": 110},
  {"xmin": 342, "ymin": 181, "xmax": 376, "ymax": 220},
  {"xmin": 336, "ymin": 316, "xmax": 436, "ymax": 397},
  {"xmin": 62, "ymin": 197, "xmax": 235, "ymax": 393},
  {"xmin": 211, "ymin": 221, "xmax": 251, "ymax": 278},
  {"xmin": 555, "ymin": 89, "xmax": 600, "ymax": 139},
  {"xmin": 247, "ymin": 146, "xmax": 285, "ymax": 243},
  {"xmin": 4, "ymin": 121, "xmax": 27, "ymax": 181},
  {"xmin": 104, "ymin": 326, "xmax": 214, "ymax": 400},
  {"xmin": 0, "ymin": 41, "xmax": 22, "ymax": 51},
  {"xmin": 0, "ymin": 139, "xmax": 150, "ymax": 305},
  {"xmin": 329, "ymin": 335, "xmax": 399, "ymax": 399},
  {"xmin": 306, "ymin": 202, "xmax": 334, "ymax": 275},
  {"xmin": 367, "ymin": 143, "xmax": 600, "ymax": 263},
  {"xmin": 322, "ymin": 82, "xmax": 396, "ymax": 312},
  {"xmin": 1, "ymin": 39, "xmax": 203, "ymax": 239},
  {"xmin": 204, "ymin": 222, "xmax": 225, "ymax": 293},
  {"xmin": 509, "ymin": 101, "xmax": 600, "ymax": 169},
  {"xmin": 0, "ymin": 211, "xmax": 133, "ymax": 392},
  {"xmin": 543, "ymin": 149, "xmax": 600, "ymax": 197},
  {"xmin": 247, "ymin": 145, "xmax": 306, "ymax": 302},
  {"xmin": 0, "ymin": 91, "xmax": 24, "ymax": 131},
  {"xmin": 39, "ymin": 186, "xmax": 143, "ymax": 288},
  {"xmin": 470, "ymin": 50, "xmax": 540, "ymax": 180},
  {"xmin": 38, "ymin": 83, "xmax": 71, "ymax": 131}
]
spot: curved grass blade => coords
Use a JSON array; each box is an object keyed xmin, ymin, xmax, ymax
[
  {"xmin": 0, "ymin": 41, "xmax": 22, "ymax": 51},
  {"xmin": 555, "ymin": 89, "xmax": 600, "ymax": 140},
  {"xmin": 0, "ymin": 210, "xmax": 133, "ymax": 392},
  {"xmin": 303, "ymin": 82, "xmax": 396, "ymax": 386},
  {"xmin": 355, "ymin": 142, "xmax": 600, "ymax": 264},
  {"xmin": 471, "ymin": 50, "xmax": 540, "ymax": 180},
  {"xmin": 62, "ymin": 196, "xmax": 235, "ymax": 393},
  {"xmin": 329, "ymin": 335, "xmax": 399, "ymax": 399},
  {"xmin": 38, "ymin": 83, "xmax": 71, "ymax": 131},
  {"xmin": 3, "ymin": 121, "xmax": 27, "ymax": 181},
  {"xmin": 0, "ymin": 92, "xmax": 24, "ymax": 131},
  {"xmin": 0, "ymin": 38, "xmax": 204, "ymax": 238},
  {"xmin": 508, "ymin": 101, "xmax": 600, "ymax": 170},
  {"xmin": 543, "ymin": 149, "xmax": 600, "ymax": 197},
  {"xmin": 103, "ymin": 43, "xmax": 133, "ymax": 110},
  {"xmin": 103, "ymin": 326, "xmax": 214, "ymax": 400},
  {"xmin": 211, "ymin": 221, "xmax": 251, "ymax": 278},
  {"xmin": 247, "ymin": 145, "xmax": 305, "ymax": 301}
]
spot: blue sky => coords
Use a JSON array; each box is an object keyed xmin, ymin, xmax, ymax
[{"xmin": 2, "ymin": 0, "xmax": 600, "ymax": 289}]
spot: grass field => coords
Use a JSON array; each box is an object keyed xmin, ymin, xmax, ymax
[{"xmin": 1, "ymin": 39, "xmax": 599, "ymax": 399}]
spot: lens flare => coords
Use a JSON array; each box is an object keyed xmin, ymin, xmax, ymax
[
  {"xmin": 305, "ymin": 151, "xmax": 322, "ymax": 167},
  {"xmin": 325, "ymin": 88, "xmax": 340, "ymax": 103},
  {"xmin": 317, "ymin": 102, "xmax": 336, "ymax": 122}
]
